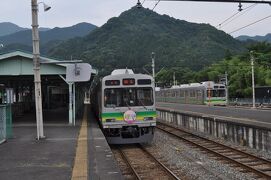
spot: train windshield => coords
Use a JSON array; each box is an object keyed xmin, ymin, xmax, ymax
[
  {"xmin": 104, "ymin": 87, "xmax": 154, "ymax": 107},
  {"xmin": 210, "ymin": 89, "xmax": 226, "ymax": 97}
]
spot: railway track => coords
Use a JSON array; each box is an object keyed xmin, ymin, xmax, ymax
[
  {"xmin": 112, "ymin": 144, "xmax": 181, "ymax": 180},
  {"xmin": 157, "ymin": 121, "xmax": 271, "ymax": 179}
]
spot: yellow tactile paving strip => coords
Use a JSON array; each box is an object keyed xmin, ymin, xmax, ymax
[{"xmin": 71, "ymin": 106, "xmax": 88, "ymax": 180}]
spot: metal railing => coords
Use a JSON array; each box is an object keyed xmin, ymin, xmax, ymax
[
  {"xmin": 229, "ymin": 98, "xmax": 271, "ymax": 107},
  {"xmin": 0, "ymin": 105, "xmax": 6, "ymax": 144}
]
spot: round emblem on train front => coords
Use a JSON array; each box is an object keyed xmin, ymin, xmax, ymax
[{"xmin": 124, "ymin": 110, "xmax": 136, "ymax": 124}]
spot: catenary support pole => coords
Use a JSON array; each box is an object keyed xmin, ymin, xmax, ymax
[{"xmin": 251, "ymin": 51, "xmax": 256, "ymax": 108}]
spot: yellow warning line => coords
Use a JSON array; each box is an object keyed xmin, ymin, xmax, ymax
[{"xmin": 71, "ymin": 106, "xmax": 88, "ymax": 180}]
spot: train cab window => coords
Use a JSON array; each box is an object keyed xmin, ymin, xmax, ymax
[
  {"xmin": 104, "ymin": 87, "xmax": 153, "ymax": 107},
  {"xmin": 218, "ymin": 89, "xmax": 226, "ymax": 97},
  {"xmin": 123, "ymin": 88, "xmax": 136, "ymax": 106},
  {"xmin": 104, "ymin": 89, "xmax": 122, "ymax": 107},
  {"xmin": 211, "ymin": 90, "xmax": 218, "ymax": 97},
  {"xmin": 137, "ymin": 88, "xmax": 153, "ymax": 106}
]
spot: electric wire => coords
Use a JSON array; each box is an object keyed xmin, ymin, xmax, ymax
[
  {"xmin": 216, "ymin": 11, "xmax": 240, "ymax": 28},
  {"xmin": 217, "ymin": 3, "xmax": 257, "ymax": 28},
  {"xmin": 152, "ymin": 0, "xmax": 161, "ymax": 10},
  {"xmin": 229, "ymin": 14, "xmax": 271, "ymax": 34}
]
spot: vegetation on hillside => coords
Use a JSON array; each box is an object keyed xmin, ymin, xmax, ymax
[
  {"xmin": 48, "ymin": 7, "xmax": 244, "ymax": 76},
  {"xmin": 156, "ymin": 42, "xmax": 271, "ymax": 98}
]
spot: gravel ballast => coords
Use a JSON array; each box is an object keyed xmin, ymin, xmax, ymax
[{"xmin": 143, "ymin": 129, "xmax": 260, "ymax": 180}]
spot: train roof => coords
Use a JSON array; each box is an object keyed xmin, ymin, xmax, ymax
[
  {"xmin": 165, "ymin": 81, "xmax": 226, "ymax": 91},
  {"xmin": 111, "ymin": 69, "xmax": 134, "ymax": 75},
  {"xmin": 103, "ymin": 69, "xmax": 153, "ymax": 81}
]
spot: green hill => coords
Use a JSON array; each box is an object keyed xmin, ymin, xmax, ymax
[
  {"xmin": 0, "ymin": 22, "xmax": 28, "ymax": 37},
  {"xmin": 0, "ymin": 22, "xmax": 97, "ymax": 46},
  {"xmin": 237, "ymin": 33, "xmax": 271, "ymax": 43},
  {"xmin": 49, "ymin": 7, "xmax": 245, "ymax": 75}
]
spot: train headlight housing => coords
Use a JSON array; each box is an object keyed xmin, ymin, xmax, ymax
[
  {"xmin": 143, "ymin": 117, "xmax": 153, "ymax": 121},
  {"xmin": 106, "ymin": 118, "xmax": 116, "ymax": 122}
]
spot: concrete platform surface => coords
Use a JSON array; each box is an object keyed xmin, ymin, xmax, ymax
[
  {"xmin": 0, "ymin": 124, "xmax": 79, "ymax": 180},
  {"xmin": 0, "ymin": 107, "xmax": 123, "ymax": 180},
  {"xmin": 88, "ymin": 112, "xmax": 123, "ymax": 180}
]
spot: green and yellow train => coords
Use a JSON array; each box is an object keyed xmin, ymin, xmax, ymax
[
  {"xmin": 92, "ymin": 69, "xmax": 156, "ymax": 144},
  {"xmin": 156, "ymin": 81, "xmax": 227, "ymax": 106}
]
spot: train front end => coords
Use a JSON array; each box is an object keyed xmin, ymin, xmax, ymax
[{"xmin": 100, "ymin": 69, "xmax": 156, "ymax": 144}]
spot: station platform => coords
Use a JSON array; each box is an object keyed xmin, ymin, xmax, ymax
[
  {"xmin": 88, "ymin": 111, "xmax": 123, "ymax": 180},
  {"xmin": 0, "ymin": 105, "xmax": 123, "ymax": 180}
]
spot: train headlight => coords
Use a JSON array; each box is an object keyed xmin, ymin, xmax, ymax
[
  {"xmin": 151, "ymin": 122, "xmax": 156, "ymax": 126},
  {"xmin": 106, "ymin": 118, "xmax": 116, "ymax": 122},
  {"xmin": 144, "ymin": 117, "xmax": 153, "ymax": 121}
]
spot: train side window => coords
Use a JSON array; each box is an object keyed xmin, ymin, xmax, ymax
[
  {"xmin": 180, "ymin": 90, "xmax": 184, "ymax": 97},
  {"xmin": 171, "ymin": 91, "xmax": 175, "ymax": 97},
  {"xmin": 190, "ymin": 91, "xmax": 196, "ymax": 97},
  {"xmin": 176, "ymin": 90, "xmax": 180, "ymax": 97}
]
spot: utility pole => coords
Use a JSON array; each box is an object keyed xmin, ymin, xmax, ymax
[
  {"xmin": 173, "ymin": 72, "xmax": 176, "ymax": 86},
  {"xmin": 225, "ymin": 71, "xmax": 228, "ymax": 105},
  {"xmin": 151, "ymin": 52, "xmax": 155, "ymax": 82},
  {"xmin": 31, "ymin": 0, "xmax": 50, "ymax": 139},
  {"xmin": 208, "ymin": 81, "xmax": 211, "ymax": 106},
  {"xmin": 250, "ymin": 51, "xmax": 256, "ymax": 108}
]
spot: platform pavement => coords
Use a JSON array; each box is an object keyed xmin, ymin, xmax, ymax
[
  {"xmin": 0, "ymin": 106, "xmax": 123, "ymax": 180},
  {"xmin": 88, "ymin": 111, "xmax": 123, "ymax": 180}
]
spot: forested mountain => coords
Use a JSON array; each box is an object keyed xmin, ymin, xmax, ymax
[
  {"xmin": 237, "ymin": 33, "xmax": 271, "ymax": 43},
  {"xmin": 0, "ymin": 22, "xmax": 97, "ymax": 46},
  {"xmin": 0, "ymin": 22, "xmax": 28, "ymax": 37},
  {"xmin": 48, "ymin": 7, "xmax": 245, "ymax": 75}
]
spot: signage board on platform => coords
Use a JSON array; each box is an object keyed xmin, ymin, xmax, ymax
[{"xmin": 66, "ymin": 63, "xmax": 92, "ymax": 82}]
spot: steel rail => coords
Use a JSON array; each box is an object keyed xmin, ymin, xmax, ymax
[
  {"xmin": 158, "ymin": 121, "xmax": 271, "ymax": 165},
  {"xmin": 117, "ymin": 145, "xmax": 180, "ymax": 180},
  {"xmin": 157, "ymin": 122, "xmax": 271, "ymax": 179},
  {"xmin": 138, "ymin": 144, "xmax": 181, "ymax": 180},
  {"xmin": 117, "ymin": 147, "xmax": 141, "ymax": 180}
]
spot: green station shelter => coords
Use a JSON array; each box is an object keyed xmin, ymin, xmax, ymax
[{"xmin": 0, "ymin": 50, "xmax": 95, "ymax": 128}]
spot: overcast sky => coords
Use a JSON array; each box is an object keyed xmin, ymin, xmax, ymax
[{"xmin": 1, "ymin": 0, "xmax": 271, "ymax": 37}]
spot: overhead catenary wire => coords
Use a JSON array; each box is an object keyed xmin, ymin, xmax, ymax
[
  {"xmin": 229, "ymin": 14, "xmax": 271, "ymax": 34},
  {"xmin": 216, "ymin": 11, "xmax": 240, "ymax": 28},
  {"xmin": 146, "ymin": 0, "xmax": 271, "ymax": 4},
  {"xmin": 217, "ymin": 3, "xmax": 257, "ymax": 28},
  {"xmin": 152, "ymin": 0, "xmax": 161, "ymax": 10}
]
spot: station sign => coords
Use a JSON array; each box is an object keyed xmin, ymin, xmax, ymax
[{"xmin": 66, "ymin": 63, "xmax": 92, "ymax": 82}]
